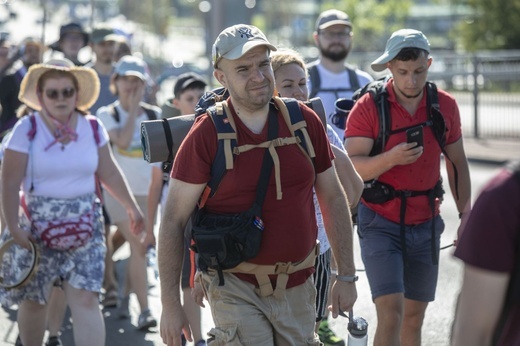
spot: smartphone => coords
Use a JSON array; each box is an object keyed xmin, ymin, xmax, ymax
[{"xmin": 406, "ymin": 125, "xmax": 424, "ymax": 149}]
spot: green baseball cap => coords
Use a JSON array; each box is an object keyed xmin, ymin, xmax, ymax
[
  {"xmin": 371, "ymin": 29, "xmax": 430, "ymax": 72},
  {"xmin": 212, "ymin": 24, "xmax": 276, "ymax": 68}
]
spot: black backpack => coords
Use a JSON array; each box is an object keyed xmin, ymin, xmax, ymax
[
  {"xmin": 307, "ymin": 60, "xmax": 361, "ymax": 99},
  {"xmin": 351, "ymin": 77, "xmax": 460, "ymax": 199}
]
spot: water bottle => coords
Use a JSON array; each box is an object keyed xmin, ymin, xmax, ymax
[
  {"xmin": 347, "ymin": 310, "xmax": 368, "ymax": 346},
  {"xmin": 146, "ymin": 245, "xmax": 159, "ymax": 280}
]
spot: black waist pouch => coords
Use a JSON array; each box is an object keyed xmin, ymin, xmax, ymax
[
  {"xmin": 191, "ymin": 208, "xmax": 264, "ymax": 273},
  {"xmin": 362, "ymin": 180, "xmax": 396, "ymax": 204}
]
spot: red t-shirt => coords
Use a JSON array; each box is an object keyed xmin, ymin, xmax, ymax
[
  {"xmin": 454, "ymin": 168, "xmax": 520, "ymax": 346},
  {"xmin": 172, "ymin": 98, "xmax": 334, "ymax": 288},
  {"xmin": 345, "ymin": 79, "xmax": 462, "ymax": 224}
]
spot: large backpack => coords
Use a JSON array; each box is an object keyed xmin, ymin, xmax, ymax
[
  {"xmin": 351, "ymin": 77, "xmax": 459, "ymax": 198},
  {"xmin": 307, "ymin": 61, "xmax": 361, "ymax": 99},
  {"xmin": 193, "ymin": 88, "xmax": 317, "ymax": 206}
]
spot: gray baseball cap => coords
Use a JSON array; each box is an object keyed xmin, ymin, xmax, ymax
[
  {"xmin": 114, "ymin": 55, "xmax": 146, "ymax": 81},
  {"xmin": 371, "ymin": 29, "xmax": 430, "ymax": 72},
  {"xmin": 212, "ymin": 24, "xmax": 276, "ymax": 68}
]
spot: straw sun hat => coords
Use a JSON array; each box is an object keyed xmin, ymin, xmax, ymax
[{"xmin": 18, "ymin": 58, "xmax": 100, "ymax": 112}]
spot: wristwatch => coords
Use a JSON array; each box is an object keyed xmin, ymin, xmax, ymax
[{"xmin": 336, "ymin": 274, "xmax": 359, "ymax": 283}]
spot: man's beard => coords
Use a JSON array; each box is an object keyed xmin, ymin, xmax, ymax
[{"xmin": 320, "ymin": 44, "xmax": 349, "ymax": 62}]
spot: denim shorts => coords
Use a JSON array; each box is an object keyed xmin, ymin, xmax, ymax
[{"xmin": 357, "ymin": 202, "xmax": 445, "ymax": 302}]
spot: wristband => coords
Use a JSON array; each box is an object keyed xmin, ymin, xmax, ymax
[{"xmin": 336, "ymin": 274, "xmax": 358, "ymax": 283}]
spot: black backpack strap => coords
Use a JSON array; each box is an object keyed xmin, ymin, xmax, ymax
[
  {"xmin": 161, "ymin": 118, "xmax": 174, "ymax": 173},
  {"xmin": 368, "ymin": 81, "xmax": 391, "ymax": 157},
  {"xmin": 426, "ymin": 82, "xmax": 460, "ymax": 200},
  {"xmin": 109, "ymin": 102, "xmax": 158, "ymax": 122},
  {"xmin": 250, "ymin": 108, "xmax": 279, "ymax": 216},
  {"xmin": 108, "ymin": 103, "xmax": 119, "ymax": 123},
  {"xmin": 307, "ymin": 61, "xmax": 321, "ymax": 99},
  {"xmin": 347, "ymin": 67, "xmax": 361, "ymax": 91},
  {"xmin": 139, "ymin": 102, "xmax": 158, "ymax": 120}
]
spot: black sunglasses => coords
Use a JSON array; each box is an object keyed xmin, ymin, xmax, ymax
[{"xmin": 44, "ymin": 87, "xmax": 76, "ymax": 100}]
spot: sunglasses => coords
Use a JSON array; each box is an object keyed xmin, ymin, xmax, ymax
[{"xmin": 44, "ymin": 87, "xmax": 76, "ymax": 100}]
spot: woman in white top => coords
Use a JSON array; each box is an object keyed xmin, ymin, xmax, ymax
[
  {"xmin": 96, "ymin": 55, "xmax": 159, "ymax": 330},
  {"xmin": 0, "ymin": 58, "xmax": 143, "ymax": 346}
]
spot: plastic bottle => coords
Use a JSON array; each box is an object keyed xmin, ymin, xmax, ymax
[{"xmin": 347, "ymin": 311, "xmax": 368, "ymax": 346}]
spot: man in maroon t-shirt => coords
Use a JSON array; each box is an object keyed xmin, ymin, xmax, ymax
[
  {"xmin": 158, "ymin": 24, "xmax": 357, "ymax": 346},
  {"xmin": 452, "ymin": 162, "xmax": 520, "ymax": 346}
]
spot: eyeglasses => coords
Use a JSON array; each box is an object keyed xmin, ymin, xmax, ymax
[
  {"xmin": 319, "ymin": 31, "xmax": 352, "ymax": 40},
  {"xmin": 44, "ymin": 87, "xmax": 76, "ymax": 100}
]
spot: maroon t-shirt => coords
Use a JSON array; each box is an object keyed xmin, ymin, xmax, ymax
[
  {"xmin": 455, "ymin": 167, "xmax": 520, "ymax": 345},
  {"xmin": 345, "ymin": 79, "xmax": 462, "ymax": 224},
  {"xmin": 172, "ymin": 98, "xmax": 333, "ymax": 288}
]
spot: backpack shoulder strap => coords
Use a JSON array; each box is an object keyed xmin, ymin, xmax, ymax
[
  {"xmin": 27, "ymin": 113, "xmax": 37, "ymax": 141},
  {"xmin": 364, "ymin": 79, "xmax": 390, "ymax": 157},
  {"xmin": 307, "ymin": 61, "xmax": 321, "ymax": 99},
  {"xmin": 139, "ymin": 102, "xmax": 158, "ymax": 120},
  {"xmin": 199, "ymin": 101, "xmax": 237, "ymax": 207},
  {"xmin": 85, "ymin": 115, "xmax": 101, "ymax": 145},
  {"xmin": 274, "ymin": 97, "xmax": 316, "ymax": 163},
  {"xmin": 346, "ymin": 66, "xmax": 361, "ymax": 91},
  {"xmin": 108, "ymin": 103, "xmax": 120, "ymax": 123}
]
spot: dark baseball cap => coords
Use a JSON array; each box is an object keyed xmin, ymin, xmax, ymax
[
  {"xmin": 173, "ymin": 72, "xmax": 207, "ymax": 98},
  {"xmin": 315, "ymin": 9, "xmax": 352, "ymax": 31},
  {"xmin": 90, "ymin": 26, "xmax": 122, "ymax": 44}
]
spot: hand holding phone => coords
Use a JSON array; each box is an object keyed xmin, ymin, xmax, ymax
[{"xmin": 406, "ymin": 125, "xmax": 424, "ymax": 149}]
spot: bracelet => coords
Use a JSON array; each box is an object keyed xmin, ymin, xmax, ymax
[{"xmin": 336, "ymin": 274, "xmax": 358, "ymax": 282}]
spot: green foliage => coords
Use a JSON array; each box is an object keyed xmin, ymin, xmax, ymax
[
  {"xmin": 118, "ymin": 0, "xmax": 172, "ymax": 36},
  {"xmin": 321, "ymin": 0, "xmax": 413, "ymax": 52},
  {"xmin": 453, "ymin": 0, "xmax": 520, "ymax": 50}
]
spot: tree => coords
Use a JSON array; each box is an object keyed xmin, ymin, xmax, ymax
[{"xmin": 453, "ymin": 0, "xmax": 520, "ymax": 50}]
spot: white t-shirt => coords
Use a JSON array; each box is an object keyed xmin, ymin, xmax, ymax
[
  {"xmin": 5, "ymin": 113, "xmax": 109, "ymax": 198},
  {"xmin": 314, "ymin": 124, "xmax": 345, "ymax": 254},
  {"xmin": 308, "ymin": 61, "xmax": 373, "ymax": 139},
  {"xmin": 97, "ymin": 101, "xmax": 160, "ymax": 196}
]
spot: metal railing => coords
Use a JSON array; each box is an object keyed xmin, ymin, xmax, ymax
[{"xmin": 350, "ymin": 50, "xmax": 520, "ymax": 140}]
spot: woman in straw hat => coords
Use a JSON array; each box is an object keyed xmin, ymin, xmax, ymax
[{"xmin": 0, "ymin": 58, "xmax": 144, "ymax": 346}]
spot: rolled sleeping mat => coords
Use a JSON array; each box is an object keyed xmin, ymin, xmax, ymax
[
  {"xmin": 140, "ymin": 113, "xmax": 195, "ymax": 164},
  {"xmin": 140, "ymin": 97, "xmax": 328, "ymax": 164}
]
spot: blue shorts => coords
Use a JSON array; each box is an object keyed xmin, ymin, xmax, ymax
[{"xmin": 357, "ymin": 202, "xmax": 445, "ymax": 302}]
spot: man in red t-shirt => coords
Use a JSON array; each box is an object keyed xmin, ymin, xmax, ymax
[
  {"xmin": 452, "ymin": 161, "xmax": 520, "ymax": 346},
  {"xmin": 345, "ymin": 29, "xmax": 472, "ymax": 346},
  {"xmin": 158, "ymin": 24, "xmax": 357, "ymax": 346}
]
